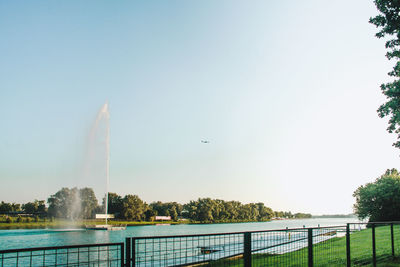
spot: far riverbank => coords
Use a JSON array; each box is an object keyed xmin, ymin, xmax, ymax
[
  {"xmin": 0, "ymin": 216, "xmax": 358, "ymax": 230},
  {"xmin": 0, "ymin": 217, "xmax": 362, "ymax": 250},
  {"xmin": 0, "ymin": 218, "xmax": 278, "ymax": 230}
]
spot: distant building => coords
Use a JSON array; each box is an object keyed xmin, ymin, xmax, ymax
[
  {"xmin": 95, "ymin": 214, "xmax": 115, "ymax": 219},
  {"xmin": 155, "ymin": 216, "xmax": 171, "ymax": 221}
]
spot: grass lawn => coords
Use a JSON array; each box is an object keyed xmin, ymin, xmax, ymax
[
  {"xmin": 204, "ymin": 225, "xmax": 400, "ymax": 266},
  {"xmin": 0, "ymin": 218, "xmax": 189, "ymax": 229}
]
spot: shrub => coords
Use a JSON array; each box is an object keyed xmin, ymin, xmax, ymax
[
  {"xmin": 16, "ymin": 216, "xmax": 22, "ymax": 223},
  {"xmin": 6, "ymin": 216, "xmax": 13, "ymax": 223}
]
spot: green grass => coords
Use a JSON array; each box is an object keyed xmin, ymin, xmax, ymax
[
  {"xmin": 0, "ymin": 217, "xmax": 268, "ymax": 229},
  {"xmin": 0, "ymin": 218, "xmax": 191, "ymax": 229},
  {"xmin": 204, "ymin": 225, "xmax": 400, "ymax": 266},
  {"xmin": 82, "ymin": 219, "xmax": 188, "ymax": 226},
  {"xmin": 1, "ymin": 218, "xmax": 258, "ymax": 230},
  {"xmin": 0, "ymin": 218, "xmax": 78, "ymax": 229}
]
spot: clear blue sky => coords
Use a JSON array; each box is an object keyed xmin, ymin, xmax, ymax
[{"xmin": 0, "ymin": 0, "xmax": 397, "ymax": 215}]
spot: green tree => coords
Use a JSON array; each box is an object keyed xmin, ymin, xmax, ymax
[
  {"xmin": 149, "ymin": 201, "xmax": 183, "ymax": 218},
  {"xmin": 122, "ymin": 195, "xmax": 147, "ymax": 221},
  {"xmin": 47, "ymin": 187, "xmax": 81, "ymax": 219},
  {"xmin": 150, "ymin": 201, "xmax": 169, "ymax": 216},
  {"xmin": 0, "ymin": 202, "xmax": 12, "ymax": 214},
  {"xmin": 22, "ymin": 200, "xmax": 47, "ymax": 215},
  {"xmin": 183, "ymin": 201, "xmax": 198, "ymax": 219},
  {"xmin": 37, "ymin": 200, "xmax": 46, "ymax": 214},
  {"xmin": 370, "ymin": 0, "xmax": 400, "ymax": 148},
  {"xmin": 169, "ymin": 206, "xmax": 178, "ymax": 221},
  {"xmin": 256, "ymin": 203, "xmax": 274, "ymax": 221},
  {"xmin": 223, "ymin": 201, "xmax": 240, "ymax": 220},
  {"xmin": 22, "ymin": 201, "xmax": 39, "ymax": 214},
  {"xmin": 144, "ymin": 208, "xmax": 156, "ymax": 221},
  {"xmin": 107, "ymin": 192, "xmax": 123, "ymax": 218},
  {"xmin": 353, "ymin": 169, "xmax": 400, "ymax": 222},
  {"xmin": 79, "ymin": 188, "xmax": 98, "ymax": 219},
  {"xmin": 11, "ymin": 203, "xmax": 21, "ymax": 212}
]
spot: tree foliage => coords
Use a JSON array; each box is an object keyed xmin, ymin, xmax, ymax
[
  {"xmin": 0, "ymin": 202, "xmax": 21, "ymax": 213},
  {"xmin": 353, "ymin": 168, "xmax": 400, "ymax": 222},
  {"xmin": 107, "ymin": 192, "xmax": 124, "ymax": 218},
  {"xmin": 22, "ymin": 200, "xmax": 46, "ymax": 214},
  {"xmin": 149, "ymin": 201, "xmax": 183, "ymax": 221},
  {"xmin": 122, "ymin": 195, "xmax": 147, "ymax": 221},
  {"xmin": 183, "ymin": 198, "xmax": 276, "ymax": 222},
  {"xmin": 79, "ymin": 188, "xmax": 98, "ymax": 219},
  {"xmin": 371, "ymin": 0, "xmax": 400, "ymax": 148},
  {"xmin": 1, "ymin": 188, "xmax": 309, "ymax": 223},
  {"xmin": 48, "ymin": 187, "xmax": 98, "ymax": 219}
]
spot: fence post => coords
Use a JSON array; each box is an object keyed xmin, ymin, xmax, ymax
[
  {"xmin": 126, "ymin": 238, "xmax": 131, "ymax": 267},
  {"xmin": 132, "ymin": 238, "xmax": 136, "ymax": 267},
  {"xmin": 308, "ymin": 228, "xmax": 313, "ymax": 267},
  {"xmin": 244, "ymin": 232, "xmax": 252, "ymax": 267},
  {"xmin": 391, "ymin": 223, "xmax": 395, "ymax": 257},
  {"xmin": 121, "ymin": 243, "xmax": 125, "ymax": 267},
  {"xmin": 346, "ymin": 224, "xmax": 351, "ymax": 267},
  {"xmin": 372, "ymin": 223, "xmax": 376, "ymax": 267}
]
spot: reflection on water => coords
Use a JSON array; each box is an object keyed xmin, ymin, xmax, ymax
[{"xmin": 0, "ymin": 218, "xmax": 361, "ymax": 250}]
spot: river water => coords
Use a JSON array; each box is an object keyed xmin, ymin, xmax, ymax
[{"xmin": 0, "ymin": 217, "xmax": 361, "ymax": 250}]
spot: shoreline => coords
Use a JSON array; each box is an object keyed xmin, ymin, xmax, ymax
[
  {"xmin": 0, "ymin": 217, "xmax": 357, "ymax": 230},
  {"xmin": 0, "ymin": 219, "xmax": 280, "ymax": 230}
]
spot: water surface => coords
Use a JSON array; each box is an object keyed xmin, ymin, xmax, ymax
[{"xmin": 0, "ymin": 218, "xmax": 361, "ymax": 250}]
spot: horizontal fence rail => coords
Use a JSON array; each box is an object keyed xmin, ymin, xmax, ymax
[
  {"xmin": 0, "ymin": 242, "xmax": 124, "ymax": 267},
  {"xmin": 127, "ymin": 232, "xmax": 244, "ymax": 267},
  {"xmin": 126, "ymin": 226, "xmax": 350, "ymax": 267},
  {"xmin": 126, "ymin": 222, "xmax": 400, "ymax": 267}
]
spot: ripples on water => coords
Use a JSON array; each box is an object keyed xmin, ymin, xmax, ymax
[{"xmin": 0, "ymin": 218, "xmax": 361, "ymax": 250}]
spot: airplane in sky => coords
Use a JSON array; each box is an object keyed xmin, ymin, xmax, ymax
[{"xmin": 201, "ymin": 140, "xmax": 210, "ymax": 144}]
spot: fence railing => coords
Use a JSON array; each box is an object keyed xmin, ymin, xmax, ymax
[
  {"xmin": 1, "ymin": 222, "xmax": 400, "ymax": 266},
  {"xmin": 0, "ymin": 242, "xmax": 124, "ymax": 267},
  {"xmin": 125, "ymin": 222, "xmax": 400, "ymax": 267},
  {"xmin": 125, "ymin": 226, "xmax": 347, "ymax": 267}
]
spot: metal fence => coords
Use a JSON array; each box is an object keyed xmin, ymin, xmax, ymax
[
  {"xmin": 348, "ymin": 222, "xmax": 399, "ymax": 267},
  {"xmin": 125, "ymin": 222, "xmax": 400, "ymax": 267},
  {"xmin": 2, "ymin": 222, "xmax": 400, "ymax": 266},
  {"xmin": 0, "ymin": 242, "xmax": 124, "ymax": 267},
  {"xmin": 125, "ymin": 227, "xmax": 348, "ymax": 267}
]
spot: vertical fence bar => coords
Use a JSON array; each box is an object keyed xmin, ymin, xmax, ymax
[
  {"xmin": 391, "ymin": 223, "xmax": 395, "ymax": 257},
  {"xmin": 243, "ymin": 232, "xmax": 252, "ymax": 267},
  {"xmin": 121, "ymin": 243, "xmax": 125, "ymax": 267},
  {"xmin": 126, "ymin": 238, "xmax": 131, "ymax": 267},
  {"xmin": 132, "ymin": 238, "xmax": 136, "ymax": 267},
  {"xmin": 308, "ymin": 228, "xmax": 313, "ymax": 267},
  {"xmin": 346, "ymin": 224, "xmax": 351, "ymax": 267},
  {"xmin": 372, "ymin": 223, "xmax": 376, "ymax": 267}
]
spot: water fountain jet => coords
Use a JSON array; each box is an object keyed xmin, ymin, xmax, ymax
[{"xmin": 85, "ymin": 102, "xmax": 125, "ymax": 230}]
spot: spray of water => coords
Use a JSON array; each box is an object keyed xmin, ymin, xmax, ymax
[
  {"xmin": 84, "ymin": 102, "xmax": 110, "ymax": 224},
  {"xmin": 70, "ymin": 188, "xmax": 81, "ymax": 220}
]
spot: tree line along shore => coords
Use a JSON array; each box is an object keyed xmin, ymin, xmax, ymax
[
  {"xmin": 4, "ymin": 167, "xmax": 400, "ymax": 229},
  {"xmin": 0, "ymin": 187, "xmax": 311, "ymax": 228}
]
